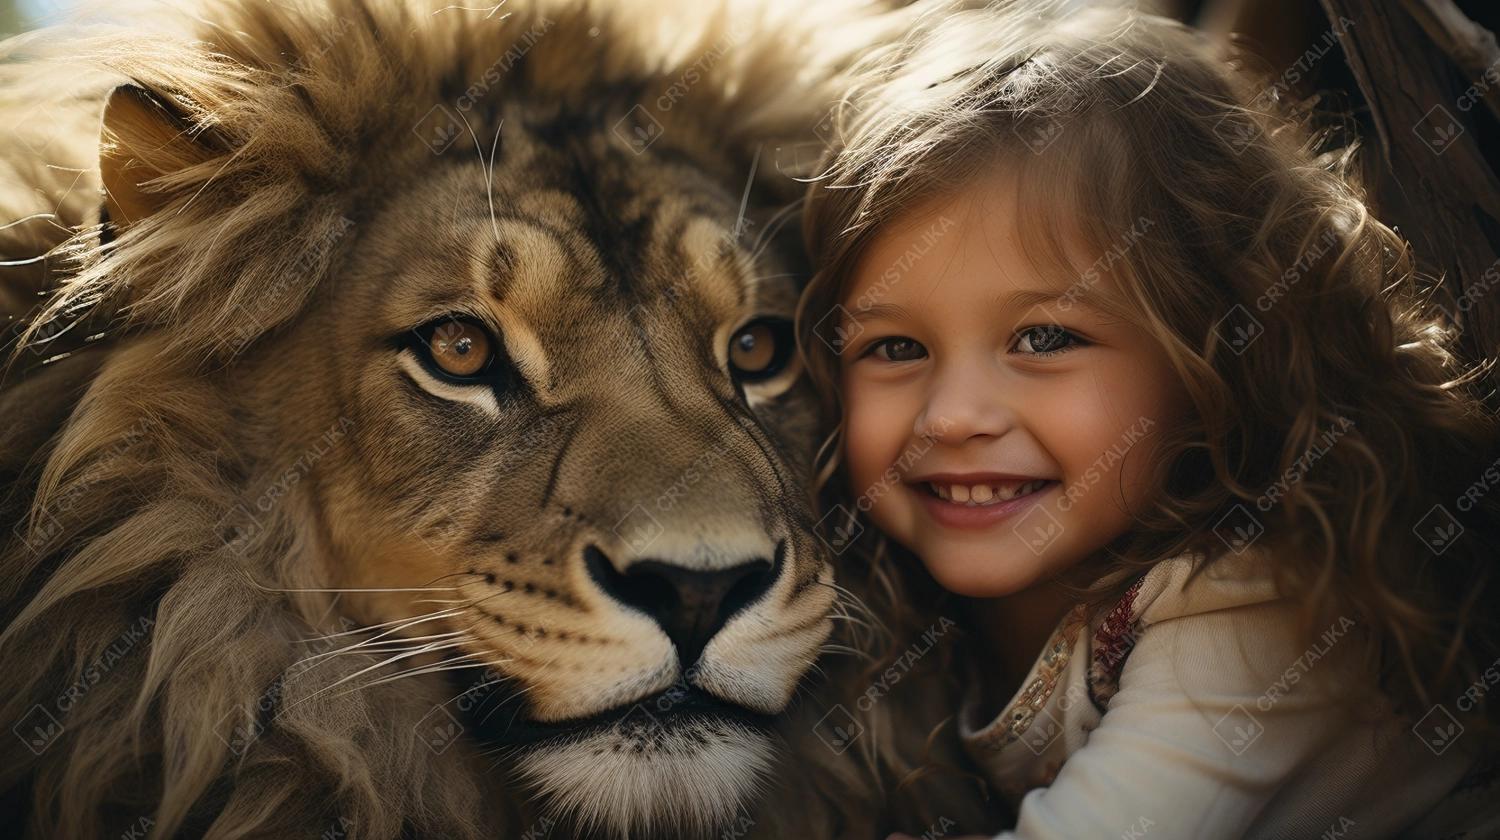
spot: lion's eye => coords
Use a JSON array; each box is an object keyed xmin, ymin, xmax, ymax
[
  {"xmin": 429, "ymin": 321, "xmax": 492, "ymax": 376},
  {"xmin": 728, "ymin": 318, "xmax": 793, "ymax": 383},
  {"xmin": 408, "ymin": 317, "xmax": 502, "ymax": 383}
]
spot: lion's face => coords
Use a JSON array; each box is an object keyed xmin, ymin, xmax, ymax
[{"xmin": 236, "ymin": 106, "xmax": 832, "ymax": 830}]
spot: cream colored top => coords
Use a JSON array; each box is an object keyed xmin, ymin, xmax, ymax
[{"xmin": 960, "ymin": 551, "xmax": 1500, "ymax": 840}]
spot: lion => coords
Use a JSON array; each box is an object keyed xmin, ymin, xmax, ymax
[{"xmin": 0, "ymin": 0, "xmax": 1001, "ymax": 837}]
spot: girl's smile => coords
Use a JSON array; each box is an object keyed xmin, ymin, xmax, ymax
[{"xmin": 908, "ymin": 473, "xmax": 1057, "ymax": 529}]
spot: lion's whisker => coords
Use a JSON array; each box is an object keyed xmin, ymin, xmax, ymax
[
  {"xmin": 300, "ymin": 635, "xmax": 466, "ymax": 664},
  {"xmin": 416, "ymin": 591, "xmax": 510, "ymax": 610},
  {"xmin": 412, "ymin": 597, "xmax": 471, "ymax": 607},
  {"xmin": 734, "ymin": 143, "xmax": 762, "ymax": 243},
  {"xmin": 0, "ymin": 212, "xmax": 60, "ymax": 232},
  {"xmin": 277, "ymin": 648, "xmax": 489, "ymax": 713},
  {"xmin": 439, "ymin": 668, "xmax": 511, "ymax": 707},
  {"xmin": 430, "ymin": 3, "xmax": 509, "ymax": 17},
  {"xmin": 312, "ymin": 592, "xmax": 344, "ymax": 630},
  {"xmin": 298, "ymin": 629, "xmax": 467, "ymax": 666},
  {"xmin": 281, "ymin": 637, "xmax": 475, "ymax": 713},
  {"xmin": 360, "ymin": 653, "xmax": 497, "ymax": 691},
  {"xmin": 747, "ymin": 200, "xmax": 801, "ymax": 262},
  {"xmin": 311, "ymin": 607, "xmax": 465, "ymax": 639},
  {"xmin": 254, "ymin": 585, "xmax": 464, "ymax": 594},
  {"xmin": 485, "ymin": 119, "xmax": 504, "ymax": 245},
  {"xmin": 817, "ymin": 643, "xmax": 864, "ymax": 657}
]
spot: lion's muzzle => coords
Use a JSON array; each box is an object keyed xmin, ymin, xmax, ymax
[{"xmin": 583, "ymin": 543, "xmax": 781, "ymax": 668}]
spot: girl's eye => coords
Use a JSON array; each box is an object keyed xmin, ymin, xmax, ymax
[
  {"xmin": 1013, "ymin": 325, "xmax": 1080, "ymax": 355},
  {"xmin": 410, "ymin": 317, "xmax": 502, "ymax": 381},
  {"xmin": 871, "ymin": 337, "xmax": 927, "ymax": 362},
  {"xmin": 728, "ymin": 317, "xmax": 794, "ymax": 383}
]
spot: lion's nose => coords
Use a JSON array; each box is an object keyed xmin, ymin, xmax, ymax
[{"xmin": 584, "ymin": 545, "xmax": 779, "ymax": 667}]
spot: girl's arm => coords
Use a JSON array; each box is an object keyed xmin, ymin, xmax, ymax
[{"xmin": 960, "ymin": 598, "xmax": 1466, "ymax": 839}]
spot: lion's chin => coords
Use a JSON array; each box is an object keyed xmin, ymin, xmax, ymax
[{"xmin": 514, "ymin": 715, "xmax": 775, "ymax": 839}]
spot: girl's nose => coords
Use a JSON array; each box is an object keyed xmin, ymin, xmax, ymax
[{"xmin": 914, "ymin": 358, "xmax": 1016, "ymax": 444}]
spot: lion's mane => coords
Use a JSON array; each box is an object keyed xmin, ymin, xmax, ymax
[{"xmin": 0, "ymin": 0, "xmax": 999, "ymax": 837}]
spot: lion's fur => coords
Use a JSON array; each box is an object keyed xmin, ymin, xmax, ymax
[{"xmin": 0, "ymin": 0, "xmax": 1002, "ymax": 837}]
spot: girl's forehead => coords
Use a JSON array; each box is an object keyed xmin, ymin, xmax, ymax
[{"xmin": 842, "ymin": 169, "xmax": 1096, "ymax": 308}]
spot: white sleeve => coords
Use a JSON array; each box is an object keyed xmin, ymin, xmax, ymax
[{"xmin": 994, "ymin": 599, "xmax": 1352, "ymax": 840}]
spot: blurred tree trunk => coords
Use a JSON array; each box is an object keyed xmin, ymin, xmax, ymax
[
  {"xmin": 1199, "ymin": 0, "xmax": 1500, "ymax": 394},
  {"xmin": 1320, "ymin": 0, "xmax": 1500, "ymax": 380}
]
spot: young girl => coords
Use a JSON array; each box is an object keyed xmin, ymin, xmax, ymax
[{"xmin": 797, "ymin": 3, "xmax": 1500, "ymax": 837}]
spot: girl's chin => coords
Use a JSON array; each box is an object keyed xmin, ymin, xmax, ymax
[{"xmin": 918, "ymin": 547, "xmax": 1053, "ymax": 598}]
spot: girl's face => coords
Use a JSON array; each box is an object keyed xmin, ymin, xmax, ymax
[{"xmin": 836, "ymin": 172, "xmax": 1189, "ymax": 598}]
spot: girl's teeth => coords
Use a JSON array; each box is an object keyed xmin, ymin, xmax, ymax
[{"xmin": 931, "ymin": 480, "xmax": 1047, "ymax": 506}]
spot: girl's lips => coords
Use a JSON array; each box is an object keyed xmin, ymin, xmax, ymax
[{"xmin": 911, "ymin": 479, "xmax": 1056, "ymax": 529}]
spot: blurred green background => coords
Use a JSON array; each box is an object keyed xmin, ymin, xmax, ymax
[
  {"xmin": 1, "ymin": 0, "xmax": 22, "ymax": 39},
  {"xmin": 2, "ymin": 0, "xmax": 68, "ymax": 39}
]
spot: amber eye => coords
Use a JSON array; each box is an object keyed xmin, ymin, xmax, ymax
[
  {"xmin": 428, "ymin": 320, "xmax": 493, "ymax": 377},
  {"xmin": 728, "ymin": 318, "xmax": 794, "ymax": 383}
]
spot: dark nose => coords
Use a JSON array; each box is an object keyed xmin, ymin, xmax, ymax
[{"xmin": 584, "ymin": 545, "xmax": 781, "ymax": 667}]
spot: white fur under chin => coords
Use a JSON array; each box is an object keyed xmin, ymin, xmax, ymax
[{"xmin": 515, "ymin": 718, "xmax": 775, "ymax": 839}]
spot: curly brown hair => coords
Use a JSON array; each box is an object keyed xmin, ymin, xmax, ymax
[{"xmin": 797, "ymin": 0, "xmax": 1500, "ymax": 760}]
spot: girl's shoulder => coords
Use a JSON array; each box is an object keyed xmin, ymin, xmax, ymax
[
  {"xmin": 1126, "ymin": 548, "xmax": 1280, "ymax": 627},
  {"xmin": 1086, "ymin": 548, "xmax": 1282, "ymax": 706}
]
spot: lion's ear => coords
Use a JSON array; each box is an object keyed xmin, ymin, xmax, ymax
[{"xmin": 99, "ymin": 84, "xmax": 225, "ymax": 229}]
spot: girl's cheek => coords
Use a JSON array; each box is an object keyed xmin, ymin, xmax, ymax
[{"xmin": 841, "ymin": 380, "xmax": 899, "ymax": 490}]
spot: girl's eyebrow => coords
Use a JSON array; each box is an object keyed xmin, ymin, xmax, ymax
[
  {"xmin": 1003, "ymin": 287, "xmax": 1097, "ymax": 312},
  {"xmin": 844, "ymin": 302, "xmax": 914, "ymax": 323}
]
